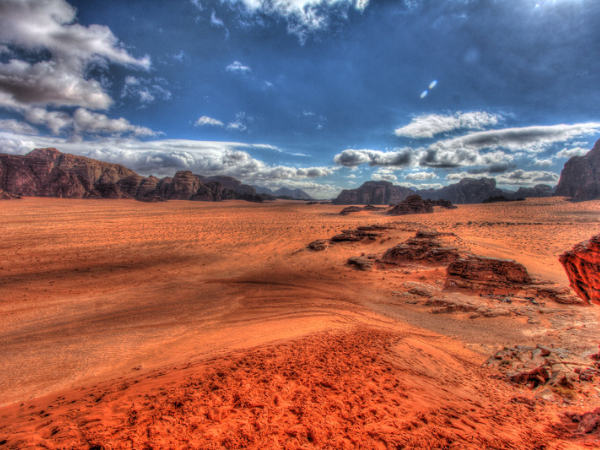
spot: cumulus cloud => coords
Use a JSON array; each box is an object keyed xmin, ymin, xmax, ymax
[
  {"xmin": 0, "ymin": 0, "xmax": 149, "ymax": 111},
  {"xmin": 0, "ymin": 118, "xmax": 37, "ymax": 135},
  {"xmin": 195, "ymin": 116, "xmax": 225, "ymax": 127},
  {"xmin": 398, "ymin": 182, "xmax": 444, "ymax": 190},
  {"xmin": 333, "ymin": 148, "xmax": 413, "ymax": 168},
  {"xmin": 555, "ymin": 146, "xmax": 589, "ymax": 159},
  {"xmin": 0, "ymin": 133, "xmax": 336, "ymax": 187},
  {"xmin": 404, "ymin": 171, "xmax": 437, "ymax": 181},
  {"xmin": 395, "ymin": 111, "xmax": 501, "ymax": 139},
  {"xmin": 226, "ymin": 61, "xmax": 251, "ymax": 74}
]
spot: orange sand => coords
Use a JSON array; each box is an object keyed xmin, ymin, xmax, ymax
[{"xmin": 1, "ymin": 197, "xmax": 599, "ymax": 448}]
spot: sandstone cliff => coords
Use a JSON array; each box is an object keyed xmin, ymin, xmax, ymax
[
  {"xmin": 0, "ymin": 148, "xmax": 262, "ymax": 202},
  {"xmin": 559, "ymin": 234, "xmax": 600, "ymax": 305},
  {"xmin": 555, "ymin": 140, "xmax": 600, "ymax": 201}
]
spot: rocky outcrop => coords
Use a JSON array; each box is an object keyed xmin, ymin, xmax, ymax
[
  {"xmin": 339, "ymin": 206, "xmax": 362, "ymax": 215},
  {"xmin": 485, "ymin": 345, "xmax": 599, "ymax": 394},
  {"xmin": 387, "ymin": 195, "xmax": 434, "ymax": 215},
  {"xmin": 418, "ymin": 177, "xmax": 503, "ymax": 204},
  {"xmin": 332, "ymin": 181, "xmax": 413, "ymax": 205},
  {"xmin": 381, "ymin": 231, "xmax": 462, "ymax": 266},
  {"xmin": 445, "ymin": 256, "xmax": 531, "ymax": 291},
  {"xmin": 559, "ymin": 235, "xmax": 600, "ymax": 305},
  {"xmin": 0, "ymin": 189, "xmax": 20, "ymax": 200},
  {"xmin": 555, "ymin": 140, "xmax": 600, "ymax": 201},
  {"xmin": 253, "ymin": 185, "xmax": 313, "ymax": 200},
  {"xmin": 200, "ymin": 175, "xmax": 258, "ymax": 197},
  {"xmin": 482, "ymin": 195, "xmax": 525, "ymax": 203},
  {"xmin": 0, "ymin": 148, "xmax": 263, "ymax": 203}
]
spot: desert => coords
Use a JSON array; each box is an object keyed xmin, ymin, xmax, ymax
[{"xmin": 1, "ymin": 196, "xmax": 600, "ymax": 449}]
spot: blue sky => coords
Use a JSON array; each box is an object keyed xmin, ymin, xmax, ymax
[{"xmin": 1, "ymin": 0, "xmax": 600, "ymax": 197}]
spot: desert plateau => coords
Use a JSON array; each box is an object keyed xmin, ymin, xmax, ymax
[{"xmin": 1, "ymin": 196, "xmax": 600, "ymax": 449}]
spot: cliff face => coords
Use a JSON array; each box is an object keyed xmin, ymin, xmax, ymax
[
  {"xmin": 0, "ymin": 148, "xmax": 262, "ymax": 202},
  {"xmin": 332, "ymin": 181, "xmax": 413, "ymax": 205},
  {"xmin": 418, "ymin": 178, "xmax": 503, "ymax": 204},
  {"xmin": 555, "ymin": 140, "xmax": 600, "ymax": 201},
  {"xmin": 511, "ymin": 184, "xmax": 553, "ymax": 199}
]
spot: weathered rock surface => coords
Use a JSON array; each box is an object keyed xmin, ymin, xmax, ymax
[
  {"xmin": 511, "ymin": 184, "xmax": 554, "ymax": 199},
  {"xmin": 0, "ymin": 148, "xmax": 263, "ymax": 202},
  {"xmin": 445, "ymin": 256, "xmax": 532, "ymax": 290},
  {"xmin": 555, "ymin": 139, "xmax": 600, "ymax": 201},
  {"xmin": 381, "ymin": 231, "xmax": 462, "ymax": 266},
  {"xmin": 485, "ymin": 345, "xmax": 599, "ymax": 395},
  {"xmin": 559, "ymin": 234, "xmax": 600, "ymax": 305},
  {"xmin": 332, "ymin": 181, "xmax": 413, "ymax": 205},
  {"xmin": 387, "ymin": 195, "xmax": 434, "ymax": 215},
  {"xmin": 482, "ymin": 195, "xmax": 525, "ymax": 203},
  {"xmin": 307, "ymin": 239, "xmax": 329, "ymax": 251},
  {"xmin": 418, "ymin": 177, "xmax": 504, "ymax": 204},
  {"xmin": 339, "ymin": 206, "xmax": 362, "ymax": 215}
]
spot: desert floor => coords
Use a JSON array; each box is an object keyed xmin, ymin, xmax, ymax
[{"xmin": 0, "ymin": 197, "xmax": 599, "ymax": 449}]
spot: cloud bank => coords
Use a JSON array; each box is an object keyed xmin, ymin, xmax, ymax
[{"xmin": 395, "ymin": 112, "xmax": 501, "ymax": 139}]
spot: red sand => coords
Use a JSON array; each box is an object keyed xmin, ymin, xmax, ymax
[{"xmin": 1, "ymin": 197, "xmax": 599, "ymax": 448}]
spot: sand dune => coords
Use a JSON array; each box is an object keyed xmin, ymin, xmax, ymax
[{"xmin": 1, "ymin": 197, "xmax": 599, "ymax": 448}]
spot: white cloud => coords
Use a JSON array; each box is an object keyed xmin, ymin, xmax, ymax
[
  {"xmin": 72, "ymin": 108, "xmax": 155, "ymax": 137},
  {"xmin": 21, "ymin": 106, "xmax": 155, "ymax": 137},
  {"xmin": 121, "ymin": 76, "xmax": 171, "ymax": 105},
  {"xmin": 395, "ymin": 111, "xmax": 501, "ymax": 139},
  {"xmin": 0, "ymin": 0, "xmax": 149, "ymax": 111},
  {"xmin": 398, "ymin": 182, "xmax": 444, "ymax": 190},
  {"xmin": 0, "ymin": 118, "xmax": 37, "ymax": 135},
  {"xmin": 334, "ymin": 148, "xmax": 414, "ymax": 167},
  {"xmin": 371, "ymin": 168, "xmax": 398, "ymax": 181},
  {"xmin": 195, "ymin": 116, "xmax": 225, "ymax": 127},
  {"xmin": 0, "ymin": 133, "xmax": 336, "ymax": 187},
  {"xmin": 226, "ymin": 61, "xmax": 251, "ymax": 73},
  {"xmin": 224, "ymin": 0, "xmax": 369, "ymax": 43},
  {"xmin": 404, "ymin": 171, "xmax": 437, "ymax": 181},
  {"xmin": 534, "ymin": 158, "xmax": 552, "ymax": 167},
  {"xmin": 555, "ymin": 146, "xmax": 589, "ymax": 159},
  {"xmin": 496, "ymin": 170, "xmax": 560, "ymax": 186}
]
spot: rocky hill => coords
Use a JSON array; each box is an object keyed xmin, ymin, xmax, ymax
[
  {"xmin": 417, "ymin": 178, "xmax": 504, "ymax": 204},
  {"xmin": 0, "ymin": 148, "xmax": 263, "ymax": 202},
  {"xmin": 555, "ymin": 139, "xmax": 600, "ymax": 201},
  {"xmin": 332, "ymin": 181, "xmax": 414, "ymax": 205}
]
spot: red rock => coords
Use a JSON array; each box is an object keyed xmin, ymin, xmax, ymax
[
  {"xmin": 387, "ymin": 195, "xmax": 434, "ymax": 216},
  {"xmin": 381, "ymin": 231, "xmax": 461, "ymax": 266},
  {"xmin": 555, "ymin": 139, "xmax": 600, "ymax": 201},
  {"xmin": 446, "ymin": 256, "xmax": 531, "ymax": 286},
  {"xmin": 559, "ymin": 234, "xmax": 600, "ymax": 305}
]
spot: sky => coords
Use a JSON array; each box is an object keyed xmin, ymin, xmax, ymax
[{"xmin": 1, "ymin": 0, "xmax": 600, "ymax": 198}]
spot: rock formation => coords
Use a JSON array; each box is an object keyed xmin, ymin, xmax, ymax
[
  {"xmin": 555, "ymin": 139, "xmax": 600, "ymax": 201},
  {"xmin": 387, "ymin": 195, "xmax": 434, "ymax": 215},
  {"xmin": 0, "ymin": 189, "xmax": 20, "ymax": 200},
  {"xmin": 445, "ymin": 256, "xmax": 531, "ymax": 290},
  {"xmin": 511, "ymin": 184, "xmax": 553, "ymax": 199},
  {"xmin": 417, "ymin": 177, "xmax": 504, "ymax": 204},
  {"xmin": 332, "ymin": 181, "xmax": 413, "ymax": 205},
  {"xmin": 559, "ymin": 234, "xmax": 600, "ymax": 305},
  {"xmin": 253, "ymin": 185, "xmax": 313, "ymax": 200},
  {"xmin": 381, "ymin": 231, "xmax": 462, "ymax": 266},
  {"xmin": 0, "ymin": 148, "xmax": 263, "ymax": 203}
]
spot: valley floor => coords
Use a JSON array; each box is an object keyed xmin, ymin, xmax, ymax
[{"xmin": 0, "ymin": 197, "xmax": 599, "ymax": 449}]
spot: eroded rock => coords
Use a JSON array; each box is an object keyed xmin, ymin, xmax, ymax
[
  {"xmin": 381, "ymin": 231, "xmax": 462, "ymax": 266},
  {"xmin": 559, "ymin": 234, "xmax": 600, "ymax": 305},
  {"xmin": 445, "ymin": 256, "xmax": 531, "ymax": 291}
]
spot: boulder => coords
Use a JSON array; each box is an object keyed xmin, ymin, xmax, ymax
[{"xmin": 559, "ymin": 235, "xmax": 600, "ymax": 305}]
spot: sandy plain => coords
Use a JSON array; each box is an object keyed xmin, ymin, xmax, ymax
[{"xmin": 0, "ymin": 197, "xmax": 599, "ymax": 449}]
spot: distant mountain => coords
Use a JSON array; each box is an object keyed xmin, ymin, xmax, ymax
[
  {"xmin": 197, "ymin": 175, "xmax": 257, "ymax": 197},
  {"xmin": 252, "ymin": 185, "xmax": 314, "ymax": 200},
  {"xmin": 417, "ymin": 178, "xmax": 503, "ymax": 204},
  {"xmin": 334, "ymin": 178, "xmax": 555, "ymax": 206},
  {"xmin": 332, "ymin": 181, "xmax": 414, "ymax": 205},
  {"xmin": 555, "ymin": 139, "xmax": 600, "ymax": 201},
  {"xmin": 0, "ymin": 148, "xmax": 263, "ymax": 202}
]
